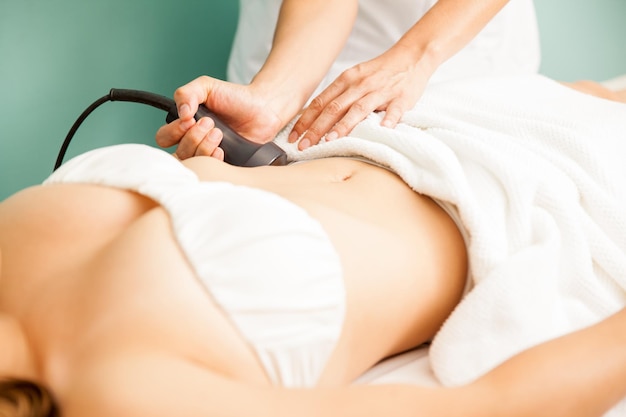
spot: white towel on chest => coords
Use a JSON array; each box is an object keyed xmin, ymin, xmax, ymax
[{"xmin": 275, "ymin": 74, "xmax": 626, "ymax": 415}]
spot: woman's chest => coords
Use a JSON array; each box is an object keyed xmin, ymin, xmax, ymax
[{"xmin": 52, "ymin": 207, "xmax": 270, "ymax": 386}]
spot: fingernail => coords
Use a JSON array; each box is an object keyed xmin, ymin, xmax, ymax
[
  {"xmin": 299, "ymin": 138, "xmax": 311, "ymax": 150},
  {"xmin": 199, "ymin": 117, "xmax": 213, "ymax": 130},
  {"xmin": 326, "ymin": 131, "xmax": 338, "ymax": 141},
  {"xmin": 288, "ymin": 131, "xmax": 299, "ymax": 143},
  {"xmin": 208, "ymin": 128, "xmax": 222, "ymax": 143},
  {"xmin": 180, "ymin": 118, "xmax": 195, "ymax": 130},
  {"xmin": 212, "ymin": 147, "xmax": 225, "ymax": 161},
  {"xmin": 179, "ymin": 103, "xmax": 191, "ymax": 118},
  {"xmin": 381, "ymin": 119, "xmax": 393, "ymax": 128}
]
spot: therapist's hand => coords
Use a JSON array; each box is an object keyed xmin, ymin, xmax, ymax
[
  {"xmin": 155, "ymin": 76, "xmax": 284, "ymax": 161},
  {"xmin": 288, "ymin": 46, "xmax": 434, "ymax": 150}
]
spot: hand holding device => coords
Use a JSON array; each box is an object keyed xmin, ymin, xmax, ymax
[{"xmin": 54, "ymin": 89, "xmax": 288, "ymax": 171}]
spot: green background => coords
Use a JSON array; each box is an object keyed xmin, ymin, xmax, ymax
[{"xmin": 1, "ymin": 0, "xmax": 625, "ymax": 200}]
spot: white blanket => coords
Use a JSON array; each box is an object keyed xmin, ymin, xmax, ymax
[{"xmin": 275, "ymin": 74, "xmax": 626, "ymax": 411}]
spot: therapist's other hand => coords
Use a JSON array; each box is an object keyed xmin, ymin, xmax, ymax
[
  {"xmin": 288, "ymin": 47, "xmax": 433, "ymax": 150},
  {"xmin": 155, "ymin": 76, "xmax": 283, "ymax": 160}
]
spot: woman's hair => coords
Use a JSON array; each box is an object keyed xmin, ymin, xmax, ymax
[{"xmin": 0, "ymin": 378, "xmax": 59, "ymax": 417}]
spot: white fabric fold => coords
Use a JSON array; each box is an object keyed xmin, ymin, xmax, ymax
[{"xmin": 276, "ymin": 74, "xmax": 626, "ymax": 415}]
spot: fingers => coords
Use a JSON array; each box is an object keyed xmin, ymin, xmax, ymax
[
  {"xmin": 380, "ymin": 98, "xmax": 411, "ymax": 129},
  {"xmin": 325, "ymin": 94, "xmax": 380, "ymax": 139},
  {"xmin": 286, "ymin": 47, "xmax": 432, "ymax": 151},
  {"xmin": 289, "ymin": 88, "xmax": 393, "ymax": 151},
  {"xmin": 156, "ymin": 76, "xmax": 227, "ymax": 161},
  {"xmin": 288, "ymin": 65, "xmax": 408, "ymax": 150},
  {"xmin": 156, "ymin": 117, "xmax": 224, "ymax": 160},
  {"xmin": 288, "ymin": 82, "xmax": 348, "ymax": 149},
  {"xmin": 178, "ymin": 117, "xmax": 224, "ymax": 160},
  {"xmin": 155, "ymin": 117, "xmax": 196, "ymax": 148},
  {"xmin": 173, "ymin": 76, "xmax": 216, "ymax": 121}
]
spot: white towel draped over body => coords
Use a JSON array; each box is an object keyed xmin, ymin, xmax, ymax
[{"xmin": 275, "ymin": 74, "xmax": 626, "ymax": 415}]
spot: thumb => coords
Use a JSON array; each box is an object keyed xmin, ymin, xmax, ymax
[{"xmin": 173, "ymin": 75, "xmax": 217, "ymax": 120}]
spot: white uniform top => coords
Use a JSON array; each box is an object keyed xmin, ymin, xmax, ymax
[{"xmin": 227, "ymin": 0, "xmax": 541, "ymax": 99}]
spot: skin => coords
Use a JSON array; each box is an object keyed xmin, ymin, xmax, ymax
[
  {"xmin": 155, "ymin": 0, "xmax": 511, "ymax": 157},
  {"xmin": 157, "ymin": 77, "xmax": 626, "ymax": 162},
  {"xmin": 0, "ymin": 157, "xmax": 625, "ymax": 416},
  {"xmin": 1, "ymin": 79, "xmax": 624, "ymax": 417},
  {"xmin": 0, "ymin": 156, "xmax": 467, "ymax": 415},
  {"xmin": 562, "ymin": 80, "xmax": 626, "ymax": 103},
  {"xmin": 290, "ymin": 0, "xmax": 510, "ymax": 147}
]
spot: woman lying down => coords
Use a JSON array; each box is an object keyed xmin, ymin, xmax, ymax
[{"xmin": 1, "ymin": 75, "xmax": 625, "ymax": 417}]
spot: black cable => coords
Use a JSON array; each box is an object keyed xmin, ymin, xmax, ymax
[
  {"xmin": 53, "ymin": 89, "xmax": 180, "ymax": 172},
  {"xmin": 53, "ymin": 93, "xmax": 111, "ymax": 171},
  {"xmin": 54, "ymin": 88, "xmax": 287, "ymax": 170}
]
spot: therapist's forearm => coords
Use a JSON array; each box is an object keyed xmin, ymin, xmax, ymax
[
  {"xmin": 393, "ymin": 0, "xmax": 510, "ymax": 75},
  {"xmin": 250, "ymin": 0, "xmax": 358, "ymax": 122}
]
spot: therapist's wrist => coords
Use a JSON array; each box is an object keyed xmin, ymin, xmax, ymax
[{"xmin": 391, "ymin": 39, "xmax": 444, "ymax": 80}]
